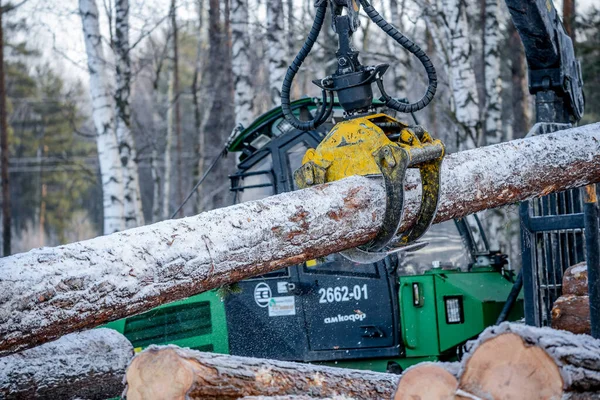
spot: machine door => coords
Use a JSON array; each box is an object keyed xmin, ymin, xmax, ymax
[{"xmin": 297, "ymin": 256, "xmax": 397, "ymax": 354}]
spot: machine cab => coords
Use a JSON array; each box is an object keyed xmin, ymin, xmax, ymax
[{"xmin": 224, "ymin": 99, "xmax": 489, "ymax": 363}]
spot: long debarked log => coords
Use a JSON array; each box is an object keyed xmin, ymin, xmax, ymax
[
  {"xmin": 0, "ymin": 328, "xmax": 133, "ymax": 399},
  {"xmin": 124, "ymin": 346, "xmax": 399, "ymax": 400},
  {"xmin": 1, "ymin": 123, "xmax": 600, "ymax": 355}
]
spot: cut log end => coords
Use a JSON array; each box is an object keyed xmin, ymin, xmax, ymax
[
  {"xmin": 125, "ymin": 348, "xmax": 197, "ymax": 400},
  {"xmin": 459, "ymin": 332, "xmax": 564, "ymax": 399},
  {"xmin": 394, "ymin": 363, "xmax": 458, "ymax": 400},
  {"xmin": 552, "ymin": 295, "xmax": 591, "ymax": 335},
  {"xmin": 563, "ymin": 262, "xmax": 589, "ymax": 296}
]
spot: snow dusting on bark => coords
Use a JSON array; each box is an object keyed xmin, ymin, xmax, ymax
[
  {"xmin": 125, "ymin": 345, "xmax": 398, "ymax": 399},
  {"xmin": 0, "ymin": 328, "xmax": 133, "ymax": 399},
  {"xmin": 463, "ymin": 322, "xmax": 600, "ymax": 393},
  {"xmin": 0, "ymin": 123, "xmax": 599, "ymax": 355}
]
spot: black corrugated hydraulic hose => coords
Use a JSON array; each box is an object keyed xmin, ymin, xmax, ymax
[
  {"xmin": 358, "ymin": 0, "xmax": 437, "ymax": 113},
  {"xmin": 281, "ymin": 1, "xmax": 330, "ymax": 131}
]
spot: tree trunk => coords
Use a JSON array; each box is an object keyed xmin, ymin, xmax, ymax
[
  {"xmin": 191, "ymin": 0, "xmax": 205, "ymax": 217},
  {"xmin": 508, "ymin": 21, "xmax": 530, "ymax": 140},
  {"xmin": 1, "ymin": 123, "xmax": 600, "ymax": 355},
  {"xmin": 0, "ymin": 328, "xmax": 133, "ymax": 399},
  {"xmin": 124, "ymin": 347, "xmax": 398, "ymax": 400},
  {"xmin": 481, "ymin": 0, "xmax": 502, "ymax": 145},
  {"xmin": 232, "ymin": 0, "xmax": 254, "ymax": 128},
  {"xmin": 460, "ymin": 323, "xmax": 600, "ymax": 396},
  {"xmin": 563, "ymin": 0, "xmax": 576, "ymax": 44},
  {"xmin": 0, "ymin": 3, "xmax": 10, "ymax": 257},
  {"xmin": 267, "ymin": 0, "xmax": 286, "ymax": 108},
  {"xmin": 79, "ymin": 0, "xmax": 125, "ymax": 234},
  {"xmin": 114, "ymin": 0, "xmax": 144, "ymax": 228},
  {"xmin": 440, "ymin": 0, "xmax": 481, "ymax": 149},
  {"xmin": 197, "ymin": 0, "xmax": 235, "ymax": 212},
  {"xmin": 552, "ymin": 295, "xmax": 591, "ymax": 335},
  {"xmin": 389, "ymin": 0, "xmax": 408, "ymax": 97},
  {"xmin": 163, "ymin": 64, "xmax": 174, "ymax": 219}
]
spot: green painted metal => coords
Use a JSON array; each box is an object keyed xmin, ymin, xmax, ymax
[
  {"xmin": 398, "ymin": 274, "xmax": 441, "ymax": 358},
  {"xmin": 432, "ymin": 269, "xmax": 523, "ymax": 352},
  {"xmin": 318, "ymin": 355, "xmax": 439, "ymax": 373},
  {"xmin": 102, "ymin": 290, "xmax": 228, "ymax": 354},
  {"xmin": 229, "ymin": 98, "xmax": 316, "ymax": 152},
  {"xmin": 398, "ymin": 268, "xmax": 523, "ymax": 358}
]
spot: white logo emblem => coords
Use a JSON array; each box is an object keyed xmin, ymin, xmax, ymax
[{"xmin": 254, "ymin": 283, "xmax": 272, "ymax": 307}]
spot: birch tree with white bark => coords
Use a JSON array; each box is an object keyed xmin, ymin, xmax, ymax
[
  {"xmin": 482, "ymin": 0, "xmax": 502, "ymax": 145},
  {"xmin": 232, "ymin": 0, "xmax": 254, "ymax": 128},
  {"xmin": 389, "ymin": 0, "xmax": 409, "ymax": 96},
  {"xmin": 114, "ymin": 0, "xmax": 144, "ymax": 228},
  {"xmin": 480, "ymin": 0, "xmax": 505, "ymax": 250},
  {"xmin": 267, "ymin": 0, "xmax": 287, "ymax": 108},
  {"xmin": 439, "ymin": 0, "xmax": 481, "ymax": 148},
  {"xmin": 79, "ymin": 0, "xmax": 126, "ymax": 234}
]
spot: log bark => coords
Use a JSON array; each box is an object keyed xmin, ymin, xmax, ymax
[
  {"xmin": 0, "ymin": 328, "xmax": 133, "ymax": 399},
  {"xmin": 1, "ymin": 123, "xmax": 600, "ymax": 355},
  {"xmin": 564, "ymin": 262, "xmax": 590, "ymax": 296},
  {"xmin": 460, "ymin": 322, "xmax": 600, "ymax": 396},
  {"xmin": 552, "ymin": 295, "xmax": 591, "ymax": 335},
  {"xmin": 124, "ymin": 346, "xmax": 398, "ymax": 400}
]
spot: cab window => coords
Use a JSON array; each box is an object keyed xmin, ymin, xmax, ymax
[
  {"xmin": 234, "ymin": 154, "xmax": 275, "ymax": 203},
  {"xmin": 399, "ymin": 220, "xmax": 472, "ymax": 275}
]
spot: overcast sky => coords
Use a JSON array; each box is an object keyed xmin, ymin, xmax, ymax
[{"xmin": 11, "ymin": 0, "xmax": 598, "ymax": 91}]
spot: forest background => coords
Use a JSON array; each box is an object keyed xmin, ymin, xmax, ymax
[{"xmin": 0, "ymin": 0, "xmax": 599, "ymax": 267}]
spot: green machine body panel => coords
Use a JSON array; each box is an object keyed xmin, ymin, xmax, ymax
[
  {"xmin": 103, "ymin": 290, "xmax": 228, "ymax": 354},
  {"xmin": 398, "ymin": 268, "xmax": 523, "ymax": 359}
]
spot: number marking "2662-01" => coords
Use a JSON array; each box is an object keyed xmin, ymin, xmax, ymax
[{"xmin": 318, "ymin": 285, "xmax": 368, "ymax": 304}]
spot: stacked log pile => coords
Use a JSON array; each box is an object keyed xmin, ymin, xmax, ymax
[
  {"xmin": 394, "ymin": 323, "xmax": 600, "ymax": 400},
  {"xmin": 552, "ymin": 262, "xmax": 592, "ymax": 334},
  {"xmin": 119, "ymin": 323, "xmax": 600, "ymax": 400},
  {"xmin": 0, "ymin": 123, "xmax": 599, "ymax": 357},
  {"xmin": 0, "ymin": 125, "xmax": 599, "ymax": 398}
]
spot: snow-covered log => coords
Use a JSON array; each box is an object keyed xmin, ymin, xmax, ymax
[
  {"xmin": 460, "ymin": 323, "xmax": 600, "ymax": 397},
  {"xmin": 0, "ymin": 328, "xmax": 133, "ymax": 399},
  {"xmin": 124, "ymin": 346, "xmax": 398, "ymax": 400},
  {"xmin": 1, "ymin": 123, "xmax": 600, "ymax": 355},
  {"xmin": 392, "ymin": 323, "xmax": 600, "ymax": 399}
]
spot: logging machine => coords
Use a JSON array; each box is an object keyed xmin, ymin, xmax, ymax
[
  {"xmin": 104, "ymin": 97, "xmax": 522, "ymax": 372},
  {"xmin": 104, "ymin": 0, "xmax": 589, "ymax": 371}
]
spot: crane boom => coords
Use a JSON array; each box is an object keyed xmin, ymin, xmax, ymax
[{"xmin": 505, "ymin": 0, "xmax": 584, "ymax": 123}]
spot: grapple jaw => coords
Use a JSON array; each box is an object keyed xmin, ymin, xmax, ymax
[{"xmin": 294, "ymin": 114, "xmax": 444, "ymax": 263}]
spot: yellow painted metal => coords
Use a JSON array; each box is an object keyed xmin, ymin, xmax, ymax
[{"xmin": 300, "ymin": 113, "xmax": 443, "ymax": 183}]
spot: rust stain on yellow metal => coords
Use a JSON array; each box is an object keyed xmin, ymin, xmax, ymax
[{"xmin": 300, "ymin": 114, "xmax": 442, "ymax": 182}]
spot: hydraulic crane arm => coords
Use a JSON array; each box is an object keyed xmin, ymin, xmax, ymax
[{"xmin": 505, "ymin": 0, "xmax": 584, "ymax": 123}]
